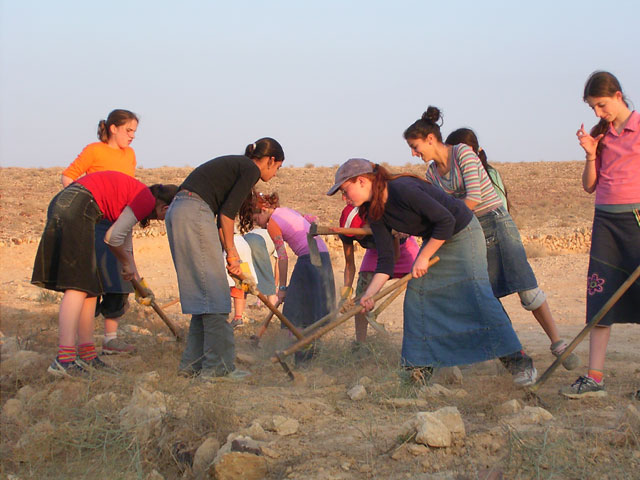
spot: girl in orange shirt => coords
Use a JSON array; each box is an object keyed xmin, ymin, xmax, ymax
[{"xmin": 60, "ymin": 109, "xmax": 140, "ymax": 355}]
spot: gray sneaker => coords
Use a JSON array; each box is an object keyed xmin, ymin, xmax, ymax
[
  {"xmin": 560, "ymin": 375, "xmax": 607, "ymax": 399},
  {"xmin": 512, "ymin": 366, "xmax": 538, "ymax": 387},
  {"xmin": 550, "ymin": 340, "xmax": 581, "ymax": 371},
  {"xmin": 47, "ymin": 358, "xmax": 84, "ymax": 378},
  {"xmin": 75, "ymin": 356, "xmax": 120, "ymax": 375}
]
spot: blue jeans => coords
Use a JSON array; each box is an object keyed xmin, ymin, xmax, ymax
[{"xmin": 243, "ymin": 232, "xmax": 276, "ymax": 296}]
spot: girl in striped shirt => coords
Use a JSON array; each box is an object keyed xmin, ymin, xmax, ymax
[{"xmin": 403, "ymin": 106, "xmax": 579, "ymax": 379}]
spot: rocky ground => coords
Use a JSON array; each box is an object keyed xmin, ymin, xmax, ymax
[{"xmin": 1, "ymin": 164, "xmax": 639, "ymax": 479}]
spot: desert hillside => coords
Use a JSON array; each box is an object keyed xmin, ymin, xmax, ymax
[{"xmin": 1, "ymin": 163, "xmax": 639, "ymax": 480}]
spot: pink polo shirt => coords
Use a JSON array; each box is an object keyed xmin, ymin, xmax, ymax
[{"xmin": 595, "ymin": 111, "xmax": 640, "ymax": 205}]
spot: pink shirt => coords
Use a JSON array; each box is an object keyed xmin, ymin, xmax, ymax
[
  {"xmin": 595, "ymin": 111, "xmax": 640, "ymax": 205},
  {"xmin": 360, "ymin": 236, "xmax": 420, "ymax": 277},
  {"xmin": 270, "ymin": 207, "xmax": 329, "ymax": 257}
]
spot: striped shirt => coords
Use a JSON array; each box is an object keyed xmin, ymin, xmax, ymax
[{"xmin": 425, "ymin": 144, "xmax": 503, "ymax": 216}]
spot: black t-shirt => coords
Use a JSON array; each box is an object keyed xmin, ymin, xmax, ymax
[
  {"xmin": 369, "ymin": 176, "xmax": 473, "ymax": 275},
  {"xmin": 180, "ymin": 155, "xmax": 260, "ymax": 218}
]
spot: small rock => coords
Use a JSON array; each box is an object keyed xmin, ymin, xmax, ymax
[
  {"xmin": 430, "ymin": 406, "xmax": 466, "ymax": 439},
  {"xmin": 212, "ymin": 452, "xmax": 267, "ymax": 480},
  {"xmin": 341, "ymin": 461, "xmax": 350, "ymax": 471},
  {"xmin": 437, "ymin": 366, "xmax": 463, "ymax": 385},
  {"xmin": 415, "ymin": 412, "xmax": 451, "ymax": 448},
  {"xmin": 136, "ymin": 371, "xmax": 160, "ymax": 390},
  {"xmin": 272, "ymin": 415, "xmax": 299, "ymax": 436},
  {"xmin": 231, "ymin": 437, "xmax": 262, "ymax": 455},
  {"xmin": 192, "ymin": 437, "xmax": 220, "ymax": 476},
  {"xmin": 504, "ymin": 406, "xmax": 553, "ymax": 426},
  {"xmin": 381, "ymin": 398, "xmax": 429, "ymax": 409},
  {"xmin": 244, "ymin": 421, "xmax": 268, "ymax": 441},
  {"xmin": 261, "ymin": 446, "xmax": 280, "ymax": 458},
  {"xmin": 419, "ymin": 383, "xmax": 468, "ymax": 399},
  {"xmin": 495, "ymin": 399, "xmax": 523, "ymax": 416},
  {"xmin": 122, "ymin": 325, "xmax": 152, "ymax": 336},
  {"xmin": 407, "ymin": 444, "xmax": 429, "ymax": 456},
  {"xmin": 347, "ymin": 384, "xmax": 367, "ymax": 401},
  {"xmin": 358, "ymin": 376, "xmax": 372, "ymax": 387},
  {"xmin": 390, "ymin": 444, "xmax": 411, "ymax": 461},
  {"xmin": 1, "ymin": 350, "xmax": 47, "ymax": 376}
]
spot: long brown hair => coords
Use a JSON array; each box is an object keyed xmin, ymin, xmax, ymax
[
  {"xmin": 353, "ymin": 164, "xmax": 425, "ymax": 222},
  {"xmin": 445, "ymin": 128, "xmax": 511, "ymax": 211},
  {"xmin": 583, "ymin": 71, "xmax": 630, "ymax": 156},
  {"xmin": 237, "ymin": 189, "xmax": 280, "ymax": 234}
]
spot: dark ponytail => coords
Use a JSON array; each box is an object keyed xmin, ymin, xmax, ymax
[
  {"xmin": 445, "ymin": 128, "xmax": 511, "ymax": 211},
  {"xmin": 244, "ymin": 137, "xmax": 285, "ymax": 163},
  {"xmin": 403, "ymin": 106, "xmax": 444, "ymax": 142},
  {"xmin": 139, "ymin": 183, "xmax": 178, "ymax": 228},
  {"xmin": 98, "ymin": 109, "xmax": 139, "ymax": 143}
]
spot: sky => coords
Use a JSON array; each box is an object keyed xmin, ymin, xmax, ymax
[{"xmin": 1, "ymin": 0, "xmax": 638, "ymax": 169}]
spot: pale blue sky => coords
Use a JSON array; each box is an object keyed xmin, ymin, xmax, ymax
[{"xmin": 1, "ymin": 0, "xmax": 638, "ymax": 168}]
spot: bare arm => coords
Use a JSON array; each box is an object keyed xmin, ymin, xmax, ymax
[
  {"xmin": 342, "ymin": 242, "xmax": 356, "ymax": 288},
  {"xmin": 61, "ymin": 174, "xmax": 75, "ymax": 188},
  {"xmin": 576, "ymin": 123, "xmax": 602, "ymax": 194},
  {"xmin": 218, "ymin": 214, "xmax": 241, "ymax": 276},
  {"xmin": 268, "ymin": 219, "xmax": 289, "ymax": 302}
]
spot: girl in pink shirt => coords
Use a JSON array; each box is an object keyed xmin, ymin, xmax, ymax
[
  {"xmin": 562, "ymin": 71, "xmax": 640, "ymax": 399},
  {"xmin": 239, "ymin": 191, "xmax": 335, "ymax": 364}
]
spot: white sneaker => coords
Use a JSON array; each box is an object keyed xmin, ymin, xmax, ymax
[{"xmin": 512, "ymin": 366, "xmax": 537, "ymax": 387}]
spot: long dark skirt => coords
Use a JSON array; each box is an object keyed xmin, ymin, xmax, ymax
[
  {"xmin": 283, "ymin": 253, "xmax": 336, "ymax": 328},
  {"xmin": 402, "ymin": 217, "xmax": 522, "ymax": 367},
  {"xmin": 587, "ymin": 208, "xmax": 640, "ymax": 326},
  {"xmin": 31, "ymin": 184, "xmax": 103, "ymax": 295}
]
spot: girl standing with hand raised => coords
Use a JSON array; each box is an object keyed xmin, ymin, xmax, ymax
[{"xmin": 561, "ymin": 71, "xmax": 640, "ymax": 398}]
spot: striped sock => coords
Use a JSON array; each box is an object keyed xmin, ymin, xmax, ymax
[
  {"xmin": 78, "ymin": 343, "xmax": 97, "ymax": 362},
  {"xmin": 57, "ymin": 345, "xmax": 76, "ymax": 363},
  {"xmin": 587, "ymin": 369, "xmax": 604, "ymax": 383}
]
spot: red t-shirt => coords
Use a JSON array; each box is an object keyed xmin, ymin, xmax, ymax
[{"xmin": 76, "ymin": 171, "xmax": 155, "ymax": 222}]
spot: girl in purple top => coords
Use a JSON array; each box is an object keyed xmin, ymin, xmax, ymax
[
  {"xmin": 239, "ymin": 190, "xmax": 335, "ymax": 364},
  {"xmin": 562, "ymin": 71, "xmax": 640, "ymax": 399}
]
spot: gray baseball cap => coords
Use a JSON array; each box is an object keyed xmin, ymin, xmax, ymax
[{"xmin": 326, "ymin": 158, "xmax": 374, "ymax": 196}]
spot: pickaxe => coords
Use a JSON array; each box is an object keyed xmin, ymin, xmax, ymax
[{"xmin": 131, "ymin": 278, "xmax": 183, "ymax": 340}]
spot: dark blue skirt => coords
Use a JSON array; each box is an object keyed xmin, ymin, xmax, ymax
[
  {"xmin": 283, "ymin": 253, "xmax": 336, "ymax": 328},
  {"xmin": 587, "ymin": 208, "xmax": 640, "ymax": 326},
  {"xmin": 402, "ymin": 217, "xmax": 522, "ymax": 367}
]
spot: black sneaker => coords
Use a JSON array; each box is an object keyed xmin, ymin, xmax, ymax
[
  {"xmin": 47, "ymin": 358, "xmax": 84, "ymax": 378},
  {"xmin": 560, "ymin": 375, "xmax": 607, "ymax": 399},
  {"xmin": 75, "ymin": 356, "xmax": 120, "ymax": 375}
]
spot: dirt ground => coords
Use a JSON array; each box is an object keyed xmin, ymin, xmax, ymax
[{"xmin": 1, "ymin": 165, "xmax": 639, "ymax": 479}]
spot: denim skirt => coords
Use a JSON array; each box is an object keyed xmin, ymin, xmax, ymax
[
  {"xmin": 283, "ymin": 253, "xmax": 336, "ymax": 328},
  {"xmin": 477, "ymin": 207, "xmax": 538, "ymax": 298},
  {"xmin": 586, "ymin": 208, "xmax": 640, "ymax": 326},
  {"xmin": 402, "ymin": 216, "xmax": 522, "ymax": 367},
  {"xmin": 94, "ymin": 220, "xmax": 134, "ymax": 295},
  {"xmin": 165, "ymin": 192, "xmax": 231, "ymax": 315},
  {"xmin": 31, "ymin": 184, "xmax": 104, "ymax": 295}
]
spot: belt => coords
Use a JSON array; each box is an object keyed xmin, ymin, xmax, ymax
[{"xmin": 177, "ymin": 189, "xmax": 204, "ymax": 201}]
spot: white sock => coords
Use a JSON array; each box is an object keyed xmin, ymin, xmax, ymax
[{"xmin": 104, "ymin": 332, "xmax": 117, "ymax": 343}]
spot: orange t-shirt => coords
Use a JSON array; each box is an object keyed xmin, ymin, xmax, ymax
[{"xmin": 62, "ymin": 142, "xmax": 136, "ymax": 180}]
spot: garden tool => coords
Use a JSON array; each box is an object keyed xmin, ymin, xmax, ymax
[
  {"xmin": 529, "ymin": 263, "xmax": 640, "ymax": 394},
  {"xmin": 271, "ymin": 256, "xmax": 439, "ymax": 378},
  {"xmin": 131, "ymin": 278, "xmax": 183, "ymax": 340},
  {"xmin": 249, "ymin": 299, "xmax": 283, "ymax": 347},
  {"xmin": 230, "ymin": 270, "xmax": 304, "ymax": 340}
]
